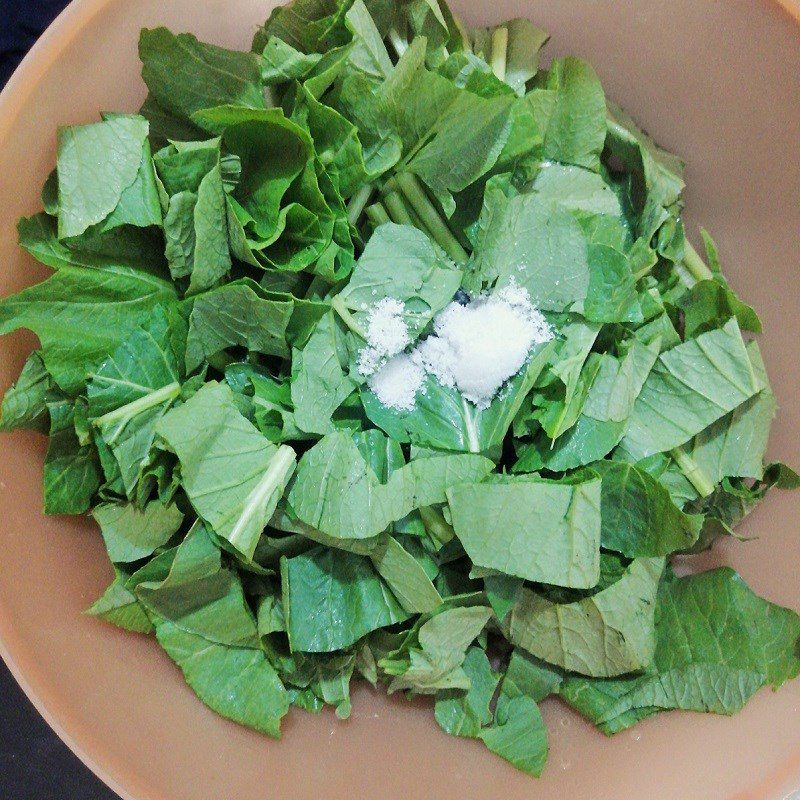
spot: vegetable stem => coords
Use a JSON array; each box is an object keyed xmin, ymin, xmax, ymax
[
  {"xmin": 395, "ymin": 173, "xmax": 469, "ymax": 263},
  {"xmin": 228, "ymin": 445, "xmax": 296, "ymax": 551},
  {"xmin": 453, "ymin": 14, "xmax": 472, "ymax": 53},
  {"xmin": 383, "ymin": 190, "xmax": 417, "ymax": 227},
  {"xmin": 331, "ymin": 294, "xmax": 369, "ymax": 340},
  {"xmin": 365, "ymin": 202, "xmax": 391, "ymax": 227},
  {"xmin": 682, "ymin": 238, "xmax": 714, "ymax": 284},
  {"xmin": 92, "ymin": 382, "xmax": 181, "ymax": 430},
  {"xmin": 670, "ymin": 446, "xmax": 716, "ymax": 498},
  {"xmin": 346, "ymin": 184, "xmax": 374, "ymax": 226},
  {"xmin": 387, "ymin": 27, "xmax": 408, "ymax": 59},
  {"xmin": 461, "ymin": 395, "xmax": 481, "ymax": 453},
  {"xmin": 490, "ymin": 26, "xmax": 509, "ymax": 81}
]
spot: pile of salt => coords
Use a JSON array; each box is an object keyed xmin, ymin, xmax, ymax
[{"xmin": 362, "ymin": 280, "xmax": 553, "ymax": 412}]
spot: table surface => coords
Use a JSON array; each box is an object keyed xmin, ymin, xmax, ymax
[{"xmin": 0, "ymin": 10, "xmax": 116, "ymax": 800}]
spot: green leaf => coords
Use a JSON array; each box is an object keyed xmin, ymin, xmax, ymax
[
  {"xmin": 583, "ymin": 243, "xmax": 641, "ymax": 323},
  {"xmin": 0, "ymin": 351, "xmax": 51, "ymax": 432},
  {"xmin": 139, "ymin": 28, "xmax": 264, "ymax": 124},
  {"xmin": 137, "ymin": 523, "xmax": 260, "ymax": 649},
  {"xmin": 681, "ymin": 341, "xmax": 775, "ymax": 484},
  {"xmin": 473, "ymin": 189, "xmax": 590, "ymax": 311},
  {"xmin": 43, "ymin": 397, "xmax": 101, "ymax": 514},
  {"xmin": 0, "ymin": 264, "xmax": 176, "ymax": 395},
  {"xmin": 290, "ymin": 311, "xmax": 357, "ymax": 435},
  {"xmin": 363, "ymin": 340, "xmax": 555, "ymax": 455},
  {"xmin": 594, "ymin": 461, "xmax": 702, "ymax": 557},
  {"xmin": 93, "ymin": 500, "xmax": 183, "ymax": 563},
  {"xmin": 291, "ymin": 83, "xmax": 372, "ymax": 197},
  {"xmin": 56, "ymin": 115, "xmax": 155, "ymax": 238},
  {"xmin": 561, "ymin": 568, "xmax": 800, "ymax": 732},
  {"xmin": 479, "ymin": 695, "xmax": 548, "ymax": 777},
  {"xmin": 254, "ymin": 0, "xmax": 352, "ymax": 54},
  {"xmin": 281, "ymin": 546, "xmax": 408, "ymax": 652},
  {"xmin": 447, "ymin": 474, "xmax": 602, "ymax": 588},
  {"xmin": 156, "ymin": 140, "xmax": 232, "ymax": 294},
  {"xmin": 518, "ymin": 338, "xmax": 660, "ymax": 471},
  {"xmin": 540, "ymin": 57, "xmax": 606, "ymax": 170},
  {"xmin": 186, "ymin": 280, "xmax": 295, "ymax": 370},
  {"xmin": 156, "ymin": 621, "xmax": 289, "ymax": 737},
  {"xmin": 369, "ymin": 535, "xmax": 443, "ymax": 613},
  {"xmin": 260, "ymin": 36, "xmax": 323, "ymax": 84},
  {"xmin": 619, "ymin": 319, "xmax": 764, "ymax": 460},
  {"xmin": 87, "ymin": 568, "xmax": 154, "ymax": 634},
  {"xmin": 87, "ymin": 305, "xmax": 184, "ymax": 496},
  {"xmin": 288, "ymin": 430, "xmax": 493, "ymax": 539},
  {"xmin": 677, "ymin": 279, "xmax": 761, "ymax": 337},
  {"xmin": 190, "ymin": 106, "xmax": 312, "ymax": 243},
  {"xmin": 501, "ymin": 648, "xmax": 564, "ymax": 703},
  {"xmin": 338, "ymin": 222, "xmax": 461, "ymax": 320},
  {"xmin": 381, "ymin": 606, "xmax": 493, "ymax": 693},
  {"xmin": 156, "ymin": 382, "xmax": 297, "ymax": 560},
  {"xmin": 471, "ymin": 19, "xmax": 549, "ymax": 95},
  {"xmin": 344, "ymin": 0, "xmax": 393, "ymax": 84},
  {"xmin": 507, "ymin": 557, "xmax": 664, "ymax": 677},
  {"xmin": 434, "ymin": 646, "xmax": 498, "ymax": 737},
  {"xmin": 380, "ymin": 38, "xmax": 515, "ymax": 205}
]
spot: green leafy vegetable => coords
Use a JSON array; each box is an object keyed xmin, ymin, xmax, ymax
[{"xmin": 1, "ymin": 0, "xmax": 797, "ymax": 777}]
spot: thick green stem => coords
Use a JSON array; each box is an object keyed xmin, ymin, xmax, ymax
[
  {"xmin": 670, "ymin": 446, "xmax": 716, "ymax": 498},
  {"xmin": 365, "ymin": 202, "xmax": 391, "ymax": 227},
  {"xmin": 346, "ymin": 184, "xmax": 374, "ymax": 226},
  {"xmin": 383, "ymin": 190, "xmax": 417, "ymax": 227},
  {"xmin": 92, "ymin": 381, "xmax": 181, "ymax": 436},
  {"xmin": 395, "ymin": 173, "xmax": 469, "ymax": 263},
  {"xmin": 490, "ymin": 26, "xmax": 509, "ymax": 81},
  {"xmin": 331, "ymin": 294, "xmax": 368, "ymax": 340},
  {"xmin": 682, "ymin": 238, "xmax": 714, "ymax": 284}
]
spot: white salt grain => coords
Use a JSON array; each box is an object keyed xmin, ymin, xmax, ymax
[
  {"xmin": 357, "ymin": 298, "xmax": 410, "ymax": 376},
  {"xmin": 414, "ymin": 280, "xmax": 552, "ymax": 408},
  {"xmin": 368, "ymin": 354, "xmax": 425, "ymax": 411},
  {"xmin": 364, "ymin": 280, "xmax": 552, "ymax": 411}
]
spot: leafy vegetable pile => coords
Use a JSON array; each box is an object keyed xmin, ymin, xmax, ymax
[{"xmin": 1, "ymin": 0, "xmax": 798, "ymax": 776}]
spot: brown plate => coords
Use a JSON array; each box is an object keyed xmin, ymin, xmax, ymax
[{"xmin": 1, "ymin": 1, "xmax": 799, "ymax": 798}]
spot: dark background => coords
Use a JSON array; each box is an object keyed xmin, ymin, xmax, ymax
[{"xmin": 0, "ymin": 1, "xmax": 119, "ymax": 797}]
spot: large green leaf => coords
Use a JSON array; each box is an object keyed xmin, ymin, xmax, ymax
[
  {"xmin": 447, "ymin": 474, "xmax": 602, "ymax": 588},
  {"xmin": 434, "ymin": 646, "xmax": 498, "ymax": 737},
  {"xmin": 156, "ymin": 621, "xmax": 288, "ymax": 737},
  {"xmin": 561, "ymin": 568, "xmax": 800, "ymax": 732},
  {"xmin": 186, "ymin": 280, "xmax": 295, "ymax": 370},
  {"xmin": 281, "ymin": 545, "xmax": 408, "ymax": 652},
  {"xmin": 594, "ymin": 461, "xmax": 702, "ymax": 557},
  {"xmin": 619, "ymin": 319, "xmax": 763, "ymax": 459},
  {"xmin": 380, "ymin": 606, "xmax": 493, "ymax": 693},
  {"xmin": 507, "ymin": 557, "xmax": 665, "ymax": 677},
  {"xmin": 156, "ymin": 382, "xmax": 297, "ymax": 560},
  {"xmin": 87, "ymin": 305, "xmax": 184, "ymax": 496},
  {"xmin": 0, "ymin": 264, "xmax": 176, "ymax": 394},
  {"xmin": 137, "ymin": 523, "xmax": 261, "ymax": 649},
  {"xmin": 139, "ymin": 28, "xmax": 265, "ymax": 123},
  {"xmin": 288, "ymin": 430, "xmax": 493, "ymax": 539},
  {"xmin": 42, "ymin": 397, "xmax": 101, "ymax": 514},
  {"xmin": 56, "ymin": 115, "xmax": 159, "ymax": 238},
  {"xmin": 0, "ymin": 351, "xmax": 51, "ymax": 433},
  {"xmin": 93, "ymin": 500, "xmax": 183, "ymax": 564}
]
